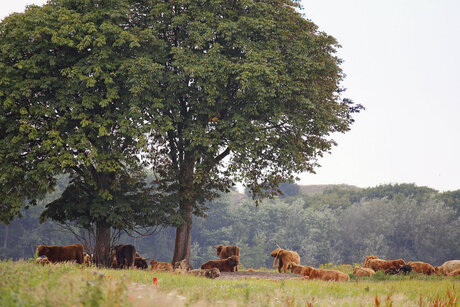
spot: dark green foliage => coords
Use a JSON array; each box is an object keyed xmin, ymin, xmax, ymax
[
  {"xmin": 0, "ymin": 0, "xmax": 177, "ymax": 239},
  {"xmin": 437, "ymin": 190, "xmax": 460, "ymax": 215},
  {"xmin": 361, "ymin": 183, "xmax": 437, "ymax": 203},
  {"xmin": 302, "ymin": 183, "xmax": 438, "ymax": 209}
]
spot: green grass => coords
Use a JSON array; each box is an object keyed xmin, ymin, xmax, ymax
[{"xmin": 1, "ymin": 260, "xmax": 459, "ymax": 307}]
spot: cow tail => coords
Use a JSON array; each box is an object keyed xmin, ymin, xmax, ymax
[{"xmin": 273, "ymin": 252, "xmax": 279, "ymax": 268}]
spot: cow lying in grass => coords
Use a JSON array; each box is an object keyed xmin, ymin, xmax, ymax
[
  {"xmin": 150, "ymin": 259, "xmax": 173, "ymax": 272},
  {"xmin": 200, "ymin": 255, "xmax": 239, "ymax": 272},
  {"xmin": 189, "ymin": 268, "xmax": 221, "ymax": 279},
  {"xmin": 448, "ymin": 269, "xmax": 460, "ymax": 277},
  {"xmin": 398, "ymin": 264, "xmax": 413, "ymax": 275},
  {"xmin": 353, "ymin": 266, "xmax": 375, "ymax": 277},
  {"xmin": 363, "ymin": 255, "xmax": 405, "ymax": 272},
  {"xmin": 407, "ymin": 261, "xmax": 435, "ymax": 275},
  {"xmin": 286, "ymin": 262, "xmax": 307, "ymax": 275},
  {"xmin": 215, "ymin": 245, "xmax": 240, "ymax": 271},
  {"xmin": 173, "ymin": 259, "xmax": 193, "ymax": 274},
  {"xmin": 435, "ymin": 260, "xmax": 460, "ymax": 276},
  {"xmin": 302, "ymin": 265, "xmax": 349, "ymax": 281}
]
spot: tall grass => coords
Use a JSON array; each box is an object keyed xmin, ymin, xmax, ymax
[{"xmin": 1, "ymin": 260, "xmax": 459, "ymax": 306}]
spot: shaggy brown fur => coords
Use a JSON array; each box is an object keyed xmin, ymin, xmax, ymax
[
  {"xmin": 216, "ymin": 245, "xmax": 240, "ymax": 271},
  {"xmin": 200, "ymin": 255, "xmax": 239, "ymax": 272},
  {"xmin": 111, "ymin": 257, "xmax": 118, "ymax": 269},
  {"xmin": 150, "ymin": 259, "xmax": 174, "ymax": 272},
  {"xmin": 270, "ymin": 248, "xmax": 300, "ymax": 273},
  {"xmin": 302, "ymin": 265, "xmax": 350, "ymax": 281},
  {"xmin": 189, "ymin": 268, "xmax": 221, "ymax": 279},
  {"xmin": 364, "ymin": 256, "xmax": 405, "ymax": 272},
  {"xmin": 83, "ymin": 253, "xmax": 92, "ymax": 265},
  {"xmin": 286, "ymin": 262, "xmax": 307, "ymax": 275},
  {"xmin": 435, "ymin": 260, "xmax": 460, "ymax": 276},
  {"xmin": 353, "ymin": 266, "xmax": 376, "ymax": 277},
  {"xmin": 112, "ymin": 244, "xmax": 136, "ymax": 269},
  {"xmin": 407, "ymin": 261, "xmax": 435, "ymax": 275},
  {"xmin": 448, "ymin": 269, "xmax": 460, "ymax": 277},
  {"xmin": 134, "ymin": 257, "xmax": 148, "ymax": 269},
  {"xmin": 363, "ymin": 255, "xmax": 379, "ymax": 268},
  {"xmin": 173, "ymin": 259, "xmax": 193, "ymax": 274},
  {"xmin": 36, "ymin": 256, "xmax": 50, "ymax": 265},
  {"xmin": 36, "ymin": 244, "xmax": 84, "ymax": 264}
]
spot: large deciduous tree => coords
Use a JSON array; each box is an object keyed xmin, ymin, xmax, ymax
[
  {"xmin": 0, "ymin": 0, "xmax": 172, "ymax": 266},
  {"xmin": 128, "ymin": 0, "xmax": 363, "ymax": 264}
]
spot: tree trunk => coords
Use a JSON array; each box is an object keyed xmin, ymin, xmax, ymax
[
  {"xmin": 172, "ymin": 204, "xmax": 193, "ymax": 265},
  {"xmin": 171, "ymin": 152, "xmax": 195, "ymax": 266},
  {"xmin": 3, "ymin": 225, "xmax": 8, "ymax": 249},
  {"xmin": 94, "ymin": 221, "xmax": 112, "ymax": 267}
]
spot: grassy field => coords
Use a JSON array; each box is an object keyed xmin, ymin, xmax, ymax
[{"xmin": 1, "ymin": 260, "xmax": 459, "ymax": 307}]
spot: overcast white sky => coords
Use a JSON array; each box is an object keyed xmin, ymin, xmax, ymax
[
  {"xmin": 1, "ymin": 0, "xmax": 459, "ymax": 192},
  {"xmin": 298, "ymin": 0, "xmax": 460, "ymax": 192}
]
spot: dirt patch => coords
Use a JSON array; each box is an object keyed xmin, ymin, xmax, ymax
[{"xmin": 216, "ymin": 271, "xmax": 303, "ymax": 280}]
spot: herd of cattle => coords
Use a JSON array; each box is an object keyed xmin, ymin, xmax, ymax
[{"xmin": 35, "ymin": 243, "xmax": 460, "ymax": 281}]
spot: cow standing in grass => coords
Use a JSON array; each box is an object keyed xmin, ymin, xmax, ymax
[
  {"xmin": 112, "ymin": 244, "xmax": 136, "ymax": 269},
  {"xmin": 36, "ymin": 244, "xmax": 84, "ymax": 264},
  {"xmin": 270, "ymin": 247, "xmax": 300, "ymax": 273}
]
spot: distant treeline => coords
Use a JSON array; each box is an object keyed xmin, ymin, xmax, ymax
[{"xmin": 1, "ymin": 183, "xmax": 459, "ymax": 268}]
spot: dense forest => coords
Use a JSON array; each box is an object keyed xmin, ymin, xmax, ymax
[{"xmin": 1, "ymin": 183, "xmax": 459, "ymax": 268}]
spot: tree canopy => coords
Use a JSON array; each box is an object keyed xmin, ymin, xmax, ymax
[
  {"xmin": 0, "ymin": 0, "xmax": 173, "ymax": 264},
  {"xmin": 1, "ymin": 0, "xmax": 362, "ymax": 265},
  {"xmin": 126, "ymin": 0, "xmax": 362, "ymax": 263}
]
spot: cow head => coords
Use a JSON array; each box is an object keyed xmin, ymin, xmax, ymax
[
  {"xmin": 228, "ymin": 255, "xmax": 239, "ymax": 266},
  {"xmin": 210, "ymin": 268, "xmax": 221, "ymax": 278},
  {"xmin": 135, "ymin": 257, "xmax": 148, "ymax": 269},
  {"xmin": 36, "ymin": 245, "xmax": 49, "ymax": 257},
  {"xmin": 215, "ymin": 245, "xmax": 224, "ymax": 256},
  {"xmin": 303, "ymin": 266, "xmax": 314, "ymax": 277},
  {"xmin": 270, "ymin": 248, "xmax": 282, "ymax": 258}
]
